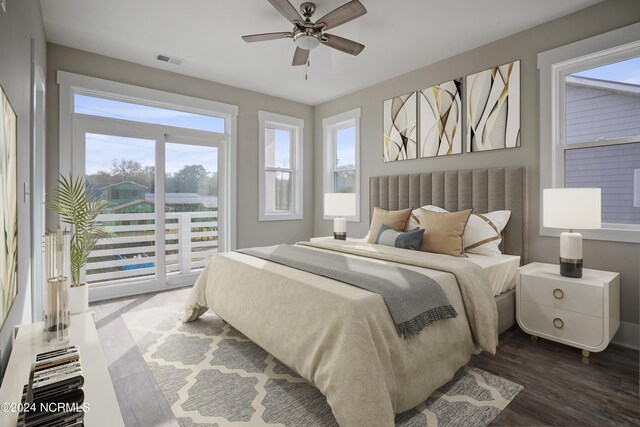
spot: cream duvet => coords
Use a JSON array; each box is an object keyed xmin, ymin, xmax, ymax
[{"xmin": 183, "ymin": 240, "xmax": 498, "ymax": 427}]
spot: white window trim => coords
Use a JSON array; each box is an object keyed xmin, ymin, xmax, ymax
[
  {"xmin": 57, "ymin": 70, "xmax": 239, "ymax": 251},
  {"xmin": 258, "ymin": 110, "xmax": 304, "ymax": 221},
  {"xmin": 538, "ymin": 22, "xmax": 640, "ymax": 244},
  {"xmin": 322, "ymin": 108, "xmax": 361, "ymax": 222}
]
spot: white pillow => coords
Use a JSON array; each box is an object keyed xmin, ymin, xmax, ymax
[{"xmin": 408, "ymin": 205, "xmax": 511, "ymax": 256}]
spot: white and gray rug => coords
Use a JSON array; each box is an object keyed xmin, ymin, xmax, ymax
[{"xmin": 122, "ymin": 305, "xmax": 522, "ymax": 427}]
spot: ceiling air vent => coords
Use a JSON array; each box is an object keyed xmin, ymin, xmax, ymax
[{"xmin": 156, "ymin": 54, "xmax": 183, "ymax": 65}]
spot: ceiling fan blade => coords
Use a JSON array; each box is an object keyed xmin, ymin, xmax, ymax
[
  {"xmin": 267, "ymin": 0, "xmax": 303, "ymax": 25},
  {"xmin": 316, "ymin": 0, "xmax": 367, "ymax": 31},
  {"xmin": 322, "ymin": 33, "xmax": 365, "ymax": 56},
  {"xmin": 242, "ymin": 32, "xmax": 293, "ymax": 43},
  {"xmin": 292, "ymin": 47, "xmax": 310, "ymax": 66}
]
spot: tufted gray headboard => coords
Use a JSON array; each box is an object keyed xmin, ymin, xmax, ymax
[{"xmin": 370, "ymin": 166, "xmax": 528, "ymax": 264}]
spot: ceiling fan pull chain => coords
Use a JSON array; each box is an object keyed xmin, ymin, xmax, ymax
[{"xmin": 305, "ymin": 60, "xmax": 309, "ymax": 80}]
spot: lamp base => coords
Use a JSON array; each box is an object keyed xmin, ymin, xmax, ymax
[
  {"xmin": 333, "ymin": 217, "xmax": 347, "ymax": 240},
  {"xmin": 559, "ymin": 230, "xmax": 583, "ymax": 278},
  {"xmin": 560, "ymin": 257, "xmax": 583, "ymax": 278}
]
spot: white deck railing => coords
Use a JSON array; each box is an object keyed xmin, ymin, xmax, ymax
[{"xmin": 86, "ymin": 210, "xmax": 218, "ymax": 284}]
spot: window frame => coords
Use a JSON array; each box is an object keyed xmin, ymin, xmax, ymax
[
  {"xmin": 57, "ymin": 71, "xmax": 239, "ymax": 251},
  {"xmin": 538, "ymin": 22, "xmax": 640, "ymax": 243},
  {"xmin": 258, "ymin": 110, "xmax": 304, "ymax": 221},
  {"xmin": 322, "ymin": 108, "xmax": 361, "ymax": 222},
  {"xmin": 57, "ymin": 71, "xmax": 238, "ymax": 301}
]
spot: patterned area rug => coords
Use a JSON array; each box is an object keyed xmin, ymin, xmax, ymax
[{"xmin": 122, "ymin": 305, "xmax": 522, "ymax": 427}]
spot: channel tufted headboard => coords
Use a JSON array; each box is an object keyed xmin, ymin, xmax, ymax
[{"xmin": 370, "ymin": 166, "xmax": 528, "ymax": 264}]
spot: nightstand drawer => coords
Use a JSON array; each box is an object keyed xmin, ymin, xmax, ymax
[
  {"xmin": 520, "ymin": 274, "xmax": 603, "ymax": 317},
  {"xmin": 520, "ymin": 301, "xmax": 604, "ymax": 348}
]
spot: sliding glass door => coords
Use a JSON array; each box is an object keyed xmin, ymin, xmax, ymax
[
  {"xmin": 74, "ymin": 116, "xmax": 223, "ymax": 297},
  {"xmin": 164, "ymin": 136, "xmax": 221, "ymax": 284},
  {"xmin": 84, "ymin": 131, "xmax": 159, "ymax": 287}
]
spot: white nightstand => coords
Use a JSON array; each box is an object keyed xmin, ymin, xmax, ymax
[{"xmin": 516, "ymin": 262, "xmax": 620, "ymax": 362}]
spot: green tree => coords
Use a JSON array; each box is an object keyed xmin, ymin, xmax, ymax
[{"xmin": 173, "ymin": 164, "xmax": 210, "ymax": 194}]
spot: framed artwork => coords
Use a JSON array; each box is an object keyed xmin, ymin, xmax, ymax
[
  {"xmin": 383, "ymin": 92, "xmax": 417, "ymax": 162},
  {"xmin": 0, "ymin": 85, "xmax": 17, "ymax": 328},
  {"xmin": 466, "ymin": 60, "xmax": 520, "ymax": 152},
  {"xmin": 419, "ymin": 79, "xmax": 462, "ymax": 157}
]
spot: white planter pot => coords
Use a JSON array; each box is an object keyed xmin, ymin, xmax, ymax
[{"xmin": 69, "ymin": 284, "xmax": 89, "ymax": 315}]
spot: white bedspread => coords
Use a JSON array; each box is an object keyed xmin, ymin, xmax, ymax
[{"xmin": 184, "ymin": 240, "xmax": 498, "ymax": 426}]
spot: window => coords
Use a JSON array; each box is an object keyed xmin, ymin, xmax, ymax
[
  {"xmin": 57, "ymin": 71, "xmax": 238, "ymax": 300},
  {"xmin": 539, "ymin": 23, "xmax": 640, "ymax": 243},
  {"xmin": 323, "ymin": 108, "xmax": 360, "ymax": 221},
  {"xmin": 258, "ymin": 111, "xmax": 304, "ymax": 221}
]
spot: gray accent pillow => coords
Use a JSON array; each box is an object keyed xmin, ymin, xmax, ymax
[{"xmin": 375, "ymin": 224, "xmax": 425, "ymax": 250}]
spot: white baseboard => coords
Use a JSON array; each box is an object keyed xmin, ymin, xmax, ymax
[{"xmin": 612, "ymin": 321, "xmax": 639, "ymax": 350}]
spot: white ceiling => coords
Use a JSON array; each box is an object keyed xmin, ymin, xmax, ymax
[{"xmin": 40, "ymin": 0, "xmax": 603, "ymax": 105}]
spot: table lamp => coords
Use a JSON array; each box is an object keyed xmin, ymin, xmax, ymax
[
  {"xmin": 324, "ymin": 193, "xmax": 356, "ymax": 240},
  {"xmin": 543, "ymin": 188, "xmax": 601, "ymax": 278}
]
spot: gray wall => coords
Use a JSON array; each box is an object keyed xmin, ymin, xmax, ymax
[
  {"xmin": 313, "ymin": 0, "xmax": 640, "ymax": 329},
  {"xmin": 0, "ymin": 0, "xmax": 47, "ymax": 376},
  {"xmin": 46, "ymin": 43, "xmax": 315, "ymax": 250}
]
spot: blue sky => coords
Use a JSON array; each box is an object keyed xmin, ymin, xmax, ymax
[
  {"xmin": 79, "ymin": 95, "xmax": 220, "ymax": 176},
  {"xmin": 572, "ymin": 56, "xmax": 640, "ymax": 84},
  {"xmin": 75, "ymin": 94, "xmax": 225, "ymax": 132},
  {"xmin": 336, "ymin": 127, "xmax": 356, "ymax": 167},
  {"xmin": 80, "ymin": 93, "xmax": 356, "ymax": 175},
  {"xmin": 85, "ymin": 134, "xmax": 217, "ymax": 176},
  {"xmin": 271, "ymin": 129, "xmax": 291, "ymax": 168},
  {"xmin": 267, "ymin": 126, "xmax": 356, "ymax": 169}
]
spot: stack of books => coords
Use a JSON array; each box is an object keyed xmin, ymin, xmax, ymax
[{"xmin": 17, "ymin": 346, "xmax": 86, "ymax": 427}]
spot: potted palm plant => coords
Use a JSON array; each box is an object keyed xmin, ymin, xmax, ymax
[{"xmin": 48, "ymin": 174, "xmax": 112, "ymax": 314}]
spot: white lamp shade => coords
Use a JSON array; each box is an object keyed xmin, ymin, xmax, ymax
[
  {"xmin": 543, "ymin": 188, "xmax": 601, "ymax": 230},
  {"xmin": 324, "ymin": 193, "xmax": 356, "ymax": 217}
]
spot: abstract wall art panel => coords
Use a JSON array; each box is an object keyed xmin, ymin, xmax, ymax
[
  {"xmin": 383, "ymin": 92, "xmax": 417, "ymax": 162},
  {"xmin": 0, "ymin": 85, "xmax": 17, "ymax": 328},
  {"xmin": 466, "ymin": 60, "xmax": 521, "ymax": 152},
  {"xmin": 419, "ymin": 79, "xmax": 462, "ymax": 158}
]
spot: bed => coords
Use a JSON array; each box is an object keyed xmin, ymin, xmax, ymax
[{"xmin": 184, "ymin": 166, "xmax": 527, "ymax": 427}]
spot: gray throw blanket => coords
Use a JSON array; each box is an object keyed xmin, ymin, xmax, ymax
[{"xmin": 237, "ymin": 244, "xmax": 457, "ymax": 338}]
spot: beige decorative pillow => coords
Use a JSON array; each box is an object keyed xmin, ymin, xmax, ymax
[
  {"xmin": 418, "ymin": 208, "xmax": 472, "ymax": 257},
  {"xmin": 367, "ymin": 207, "xmax": 412, "ymax": 244},
  {"xmin": 423, "ymin": 205, "xmax": 511, "ymax": 256}
]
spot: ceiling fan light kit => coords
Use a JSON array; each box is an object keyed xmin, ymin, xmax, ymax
[
  {"xmin": 242, "ymin": 0, "xmax": 367, "ymax": 67},
  {"xmin": 294, "ymin": 33, "xmax": 321, "ymax": 50}
]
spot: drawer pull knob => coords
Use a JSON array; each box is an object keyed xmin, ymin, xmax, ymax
[
  {"xmin": 553, "ymin": 318, "xmax": 564, "ymax": 329},
  {"xmin": 553, "ymin": 288, "xmax": 564, "ymax": 299}
]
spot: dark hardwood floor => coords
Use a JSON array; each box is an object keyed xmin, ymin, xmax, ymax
[
  {"xmin": 91, "ymin": 288, "xmax": 640, "ymax": 427},
  {"xmin": 471, "ymin": 328, "xmax": 639, "ymax": 426}
]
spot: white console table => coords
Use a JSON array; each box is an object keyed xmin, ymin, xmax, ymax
[{"xmin": 0, "ymin": 313, "xmax": 124, "ymax": 427}]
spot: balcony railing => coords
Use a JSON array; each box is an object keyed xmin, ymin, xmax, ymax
[{"xmin": 86, "ymin": 210, "xmax": 217, "ymax": 285}]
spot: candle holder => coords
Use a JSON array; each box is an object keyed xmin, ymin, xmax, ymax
[{"xmin": 44, "ymin": 229, "xmax": 71, "ymax": 343}]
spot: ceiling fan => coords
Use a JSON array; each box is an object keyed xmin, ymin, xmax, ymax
[{"xmin": 242, "ymin": 0, "xmax": 367, "ymax": 66}]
